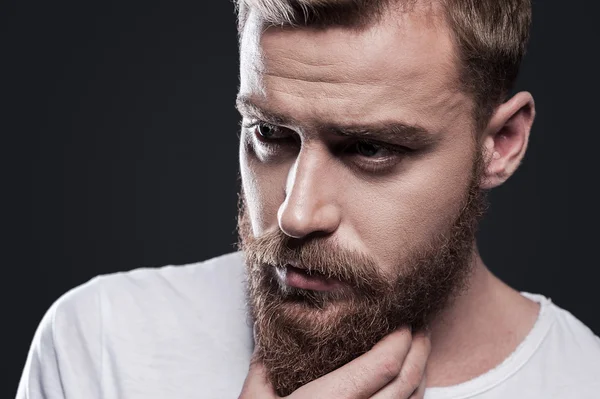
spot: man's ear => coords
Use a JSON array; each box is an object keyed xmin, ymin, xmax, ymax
[{"xmin": 480, "ymin": 92, "xmax": 536, "ymax": 189}]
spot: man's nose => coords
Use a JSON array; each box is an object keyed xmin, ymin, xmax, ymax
[{"xmin": 277, "ymin": 151, "xmax": 341, "ymax": 239}]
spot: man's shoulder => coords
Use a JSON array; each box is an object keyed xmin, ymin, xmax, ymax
[
  {"xmin": 547, "ymin": 299, "xmax": 600, "ymax": 360},
  {"xmin": 65, "ymin": 251, "xmax": 244, "ymax": 303},
  {"xmin": 52, "ymin": 251, "xmax": 248, "ymax": 331},
  {"xmin": 97, "ymin": 250, "xmax": 245, "ymax": 292},
  {"xmin": 20, "ymin": 252, "xmax": 254, "ymax": 398},
  {"xmin": 530, "ymin": 297, "xmax": 600, "ymax": 397}
]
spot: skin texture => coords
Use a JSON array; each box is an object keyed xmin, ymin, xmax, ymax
[{"xmin": 237, "ymin": 2, "xmax": 538, "ymax": 397}]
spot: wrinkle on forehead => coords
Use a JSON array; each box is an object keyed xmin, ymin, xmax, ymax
[
  {"xmin": 262, "ymin": 70, "xmax": 398, "ymax": 88},
  {"xmin": 257, "ymin": 2, "xmax": 455, "ymax": 81},
  {"xmin": 239, "ymin": 2, "xmax": 472, "ymax": 134}
]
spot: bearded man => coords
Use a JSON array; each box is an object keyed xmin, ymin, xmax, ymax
[{"xmin": 17, "ymin": 0, "xmax": 600, "ymax": 398}]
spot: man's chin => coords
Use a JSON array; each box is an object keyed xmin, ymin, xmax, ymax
[
  {"xmin": 281, "ymin": 296, "xmax": 354, "ymax": 324},
  {"xmin": 252, "ymin": 294, "xmax": 397, "ymax": 396}
]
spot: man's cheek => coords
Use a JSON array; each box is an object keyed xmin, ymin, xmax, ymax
[{"xmin": 241, "ymin": 174, "xmax": 288, "ymax": 235}]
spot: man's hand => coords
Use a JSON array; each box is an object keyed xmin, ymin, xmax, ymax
[{"xmin": 239, "ymin": 328, "xmax": 431, "ymax": 399}]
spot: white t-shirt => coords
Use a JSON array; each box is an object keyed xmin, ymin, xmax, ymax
[{"xmin": 17, "ymin": 252, "xmax": 600, "ymax": 399}]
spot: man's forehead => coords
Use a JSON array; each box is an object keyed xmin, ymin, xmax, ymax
[
  {"xmin": 238, "ymin": 5, "xmax": 469, "ymax": 134},
  {"xmin": 243, "ymin": 4, "xmax": 453, "ymax": 62},
  {"xmin": 253, "ymin": 11, "xmax": 452, "ymax": 76}
]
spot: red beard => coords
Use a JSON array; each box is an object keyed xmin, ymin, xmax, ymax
[{"xmin": 238, "ymin": 156, "xmax": 487, "ymax": 396}]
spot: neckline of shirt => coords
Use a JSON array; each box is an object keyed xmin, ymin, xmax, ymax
[{"xmin": 423, "ymin": 292, "xmax": 556, "ymax": 399}]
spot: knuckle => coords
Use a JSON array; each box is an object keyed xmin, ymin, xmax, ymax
[
  {"xmin": 400, "ymin": 362, "xmax": 424, "ymax": 389},
  {"xmin": 378, "ymin": 355, "xmax": 402, "ymax": 380}
]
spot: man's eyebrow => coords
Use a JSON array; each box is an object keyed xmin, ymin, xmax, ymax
[
  {"xmin": 235, "ymin": 96, "xmax": 439, "ymax": 148},
  {"xmin": 331, "ymin": 123, "xmax": 438, "ymax": 148},
  {"xmin": 236, "ymin": 96, "xmax": 298, "ymax": 126}
]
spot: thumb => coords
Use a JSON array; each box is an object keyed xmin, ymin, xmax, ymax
[{"xmin": 239, "ymin": 351, "xmax": 278, "ymax": 399}]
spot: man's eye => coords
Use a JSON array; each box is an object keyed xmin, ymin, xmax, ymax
[
  {"xmin": 354, "ymin": 141, "xmax": 384, "ymax": 157},
  {"xmin": 257, "ymin": 123, "xmax": 276, "ymax": 139},
  {"xmin": 344, "ymin": 140, "xmax": 411, "ymax": 172},
  {"xmin": 244, "ymin": 122, "xmax": 287, "ymax": 141},
  {"xmin": 349, "ymin": 141, "xmax": 398, "ymax": 158}
]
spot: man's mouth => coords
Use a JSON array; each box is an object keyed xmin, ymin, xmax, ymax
[{"xmin": 277, "ymin": 264, "xmax": 345, "ymax": 292}]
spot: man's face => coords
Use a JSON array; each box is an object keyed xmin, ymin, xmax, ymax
[{"xmin": 237, "ymin": 5, "xmax": 486, "ymax": 396}]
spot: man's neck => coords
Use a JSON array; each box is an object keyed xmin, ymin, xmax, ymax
[{"xmin": 425, "ymin": 251, "xmax": 541, "ymax": 387}]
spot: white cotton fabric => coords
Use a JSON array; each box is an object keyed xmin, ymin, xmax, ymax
[{"xmin": 17, "ymin": 252, "xmax": 600, "ymax": 399}]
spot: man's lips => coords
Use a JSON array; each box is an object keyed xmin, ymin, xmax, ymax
[{"xmin": 278, "ymin": 264, "xmax": 345, "ymax": 292}]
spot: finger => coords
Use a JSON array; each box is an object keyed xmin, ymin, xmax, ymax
[
  {"xmin": 238, "ymin": 352, "xmax": 278, "ymax": 399},
  {"xmin": 408, "ymin": 371, "xmax": 427, "ymax": 399},
  {"xmin": 291, "ymin": 328, "xmax": 412, "ymax": 399},
  {"xmin": 370, "ymin": 330, "xmax": 431, "ymax": 399}
]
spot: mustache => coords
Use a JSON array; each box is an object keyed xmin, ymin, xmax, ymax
[{"xmin": 242, "ymin": 229, "xmax": 384, "ymax": 289}]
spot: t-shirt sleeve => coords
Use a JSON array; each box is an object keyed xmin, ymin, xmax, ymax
[{"xmin": 16, "ymin": 277, "xmax": 104, "ymax": 399}]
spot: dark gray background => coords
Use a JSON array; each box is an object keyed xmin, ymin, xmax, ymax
[{"xmin": 4, "ymin": 0, "xmax": 599, "ymax": 396}]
